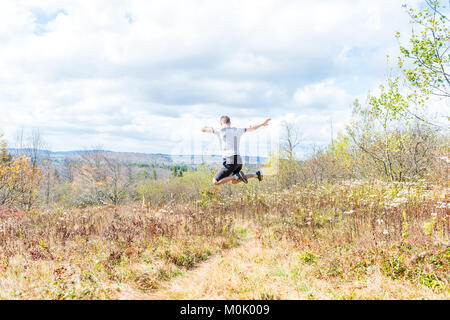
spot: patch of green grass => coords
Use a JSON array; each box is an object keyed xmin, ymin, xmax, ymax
[
  {"xmin": 298, "ymin": 250, "xmax": 318, "ymax": 264},
  {"xmin": 236, "ymin": 227, "xmax": 249, "ymax": 238}
]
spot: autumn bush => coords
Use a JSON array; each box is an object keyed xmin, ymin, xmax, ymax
[
  {"xmin": 0, "ymin": 134, "xmax": 41, "ymax": 210},
  {"xmin": 136, "ymin": 165, "xmax": 217, "ymax": 206},
  {"xmin": 272, "ymin": 107, "xmax": 448, "ymax": 188}
]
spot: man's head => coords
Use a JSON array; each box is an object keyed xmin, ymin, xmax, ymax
[{"xmin": 220, "ymin": 115, "xmax": 231, "ymax": 126}]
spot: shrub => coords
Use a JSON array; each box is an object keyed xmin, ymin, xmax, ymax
[{"xmin": 0, "ymin": 134, "xmax": 41, "ymax": 209}]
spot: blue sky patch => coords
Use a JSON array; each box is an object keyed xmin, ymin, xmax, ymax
[
  {"xmin": 31, "ymin": 8, "xmax": 67, "ymax": 36},
  {"xmin": 125, "ymin": 13, "xmax": 135, "ymax": 24}
]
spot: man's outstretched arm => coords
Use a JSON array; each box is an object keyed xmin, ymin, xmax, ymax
[
  {"xmin": 201, "ymin": 126, "xmax": 215, "ymax": 133},
  {"xmin": 246, "ymin": 118, "xmax": 271, "ymax": 132}
]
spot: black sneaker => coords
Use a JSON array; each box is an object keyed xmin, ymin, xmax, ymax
[
  {"xmin": 256, "ymin": 170, "xmax": 263, "ymax": 182},
  {"xmin": 235, "ymin": 171, "xmax": 248, "ymax": 184}
]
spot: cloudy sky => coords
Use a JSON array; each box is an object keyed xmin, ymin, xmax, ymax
[{"xmin": 0, "ymin": 0, "xmax": 438, "ymax": 157}]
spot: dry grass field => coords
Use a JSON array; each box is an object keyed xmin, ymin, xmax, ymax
[{"xmin": 1, "ymin": 179, "xmax": 448, "ymax": 299}]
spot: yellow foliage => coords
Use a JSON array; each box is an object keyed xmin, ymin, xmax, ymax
[
  {"xmin": 332, "ymin": 133, "xmax": 354, "ymax": 170},
  {"xmin": 0, "ymin": 145, "xmax": 41, "ymax": 209},
  {"xmin": 94, "ymin": 181, "xmax": 105, "ymax": 187},
  {"xmin": 262, "ymin": 151, "xmax": 280, "ymax": 176},
  {"xmin": 0, "ymin": 133, "xmax": 12, "ymax": 163},
  {"xmin": 422, "ymin": 218, "xmax": 436, "ymax": 236}
]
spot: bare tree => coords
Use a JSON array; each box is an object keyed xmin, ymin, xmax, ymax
[
  {"xmin": 61, "ymin": 158, "xmax": 75, "ymax": 183},
  {"xmin": 280, "ymin": 120, "xmax": 303, "ymax": 161},
  {"xmin": 41, "ymin": 149, "xmax": 53, "ymax": 206},
  {"xmin": 347, "ymin": 100, "xmax": 443, "ymax": 181},
  {"xmin": 15, "ymin": 128, "xmax": 45, "ymax": 167},
  {"xmin": 275, "ymin": 120, "xmax": 304, "ymax": 188},
  {"xmin": 76, "ymin": 147, "xmax": 132, "ymax": 206}
]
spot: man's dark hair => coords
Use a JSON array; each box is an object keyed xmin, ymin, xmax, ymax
[{"xmin": 220, "ymin": 115, "xmax": 231, "ymax": 125}]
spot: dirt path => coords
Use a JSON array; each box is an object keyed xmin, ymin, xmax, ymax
[
  {"xmin": 112, "ymin": 235, "xmax": 262, "ymax": 300},
  {"xmin": 137, "ymin": 233, "xmax": 320, "ymax": 300},
  {"xmin": 143, "ymin": 237, "xmax": 262, "ymax": 300}
]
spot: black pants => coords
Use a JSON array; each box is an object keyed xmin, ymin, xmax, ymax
[{"xmin": 214, "ymin": 155, "xmax": 243, "ymax": 181}]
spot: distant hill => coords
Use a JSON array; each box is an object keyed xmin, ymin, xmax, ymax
[
  {"xmin": 8, "ymin": 149, "xmax": 267, "ymax": 166},
  {"xmin": 8, "ymin": 149, "xmax": 172, "ymax": 165},
  {"xmin": 169, "ymin": 154, "xmax": 267, "ymax": 166},
  {"xmin": 8, "ymin": 149, "xmax": 111, "ymax": 159}
]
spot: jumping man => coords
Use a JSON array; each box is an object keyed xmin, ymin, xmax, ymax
[{"xmin": 201, "ymin": 116, "xmax": 271, "ymax": 185}]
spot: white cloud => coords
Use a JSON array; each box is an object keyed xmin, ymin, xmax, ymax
[{"xmin": 293, "ymin": 79, "xmax": 354, "ymax": 110}]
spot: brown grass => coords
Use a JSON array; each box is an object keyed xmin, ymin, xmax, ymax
[{"xmin": 0, "ymin": 179, "xmax": 448, "ymax": 299}]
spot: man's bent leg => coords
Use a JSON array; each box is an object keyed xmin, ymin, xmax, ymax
[
  {"xmin": 213, "ymin": 164, "xmax": 234, "ymax": 185},
  {"xmin": 213, "ymin": 175, "xmax": 237, "ymax": 185}
]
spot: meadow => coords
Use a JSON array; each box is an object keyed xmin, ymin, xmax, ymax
[{"xmin": 0, "ymin": 170, "xmax": 448, "ymax": 299}]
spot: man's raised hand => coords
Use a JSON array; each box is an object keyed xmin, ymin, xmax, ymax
[
  {"xmin": 201, "ymin": 126, "xmax": 214, "ymax": 133},
  {"xmin": 246, "ymin": 118, "xmax": 272, "ymax": 132}
]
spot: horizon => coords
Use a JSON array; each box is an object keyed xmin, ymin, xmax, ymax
[{"xmin": 7, "ymin": 147, "xmax": 270, "ymax": 159}]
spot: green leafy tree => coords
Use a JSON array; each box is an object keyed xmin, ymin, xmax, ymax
[
  {"xmin": 172, "ymin": 166, "xmax": 178, "ymax": 177},
  {"xmin": 397, "ymin": 1, "xmax": 450, "ymax": 100},
  {"xmin": 368, "ymin": 75, "xmax": 414, "ymax": 123},
  {"xmin": 368, "ymin": 2, "xmax": 449, "ymax": 125}
]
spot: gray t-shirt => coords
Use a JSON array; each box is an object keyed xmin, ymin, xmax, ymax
[{"xmin": 213, "ymin": 127, "xmax": 246, "ymax": 158}]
